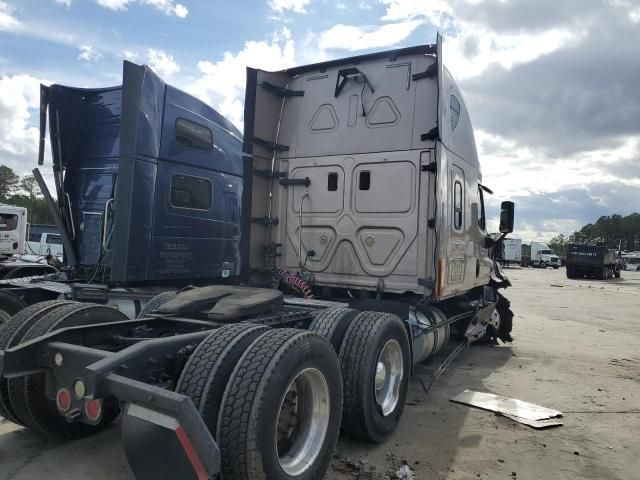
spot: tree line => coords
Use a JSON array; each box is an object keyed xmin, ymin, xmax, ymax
[
  {"xmin": 548, "ymin": 213, "xmax": 640, "ymax": 257},
  {"xmin": 0, "ymin": 165, "xmax": 55, "ymax": 224}
]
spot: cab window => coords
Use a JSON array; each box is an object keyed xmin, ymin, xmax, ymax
[
  {"xmin": 450, "ymin": 95, "xmax": 461, "ymax": 131},
  {"xmin": 0, "ymin": 214, "xmax": 18, "ymax": 231},
  {"xmin": 453, "ymin": 180, "xmax": 463, "ymax": 230},
  {"xmin": 170, "ymin": 174, "xmax": 212, "ymax": 211}
]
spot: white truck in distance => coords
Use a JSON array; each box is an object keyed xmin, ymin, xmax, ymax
[{"xmin": 530, "ymin": 241, "xmax": 560, "ymax": 268}]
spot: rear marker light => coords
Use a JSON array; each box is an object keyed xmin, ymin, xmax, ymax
[
  {"xmin": 56, "ymin": 388, "xmax": 71, "ymax": 412},
  {"xmin": 85, "ymin": 399, "xmax": 102, "ymax": 422}
]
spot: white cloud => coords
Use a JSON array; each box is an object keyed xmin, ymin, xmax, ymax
[
  {"xmin": 55, "ymin": 0, "xmax": 72, "ymax": 7},
  {"xmin": 317, "ymin": 20, "xmax": 423, "ymax": 51},
  {"xmin": 122, "ymin": 49, "xmax": 140, "ymax": 61},
  {"xmin": 96, "ymin": 0, "xmax": 129, "ymax": 10},
  {"xmin": 0, "ymin": 74, "xmax": 44, "ymax": 175},
  {"xmin": 268, "ymin": 0, "xmax": 312, "ymax": 13},
  {"xmin": 0, "ymin": 1, "xmax": 22, "ymax": 31},
  {"xmin": 96, "ymin": 0, "xmax": 188, "ymax": 17},
  {"xmin": 146, "ymin": 48, "xmax": 179, "ymax": 77},
  {"xmin": 188, "ymin": 28, "xmax": 296, "ymax": 130},
  {"xmin": 78, "ymin": 44, "xmax": 103, "ymax": 62}
]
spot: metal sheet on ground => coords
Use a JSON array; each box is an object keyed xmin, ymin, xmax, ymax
[{"xmin": 450, "ymin": 389, "xmax": 563, "ymax": 421}]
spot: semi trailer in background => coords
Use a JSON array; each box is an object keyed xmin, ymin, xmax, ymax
[
  {"xmin": 501, "ymin": 238, "xmax": 522, "ymax": 266},
  {"xmin": 566, "ymin": 243, "xmax": 621, "ymax": 279},
  {"xmin": 0, "ymin": 35, "xmax": 516, "ymax": 480}
]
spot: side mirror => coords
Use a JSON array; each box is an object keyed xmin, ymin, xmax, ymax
[{"xmin": 499, "ymin": 201, "xmax": 514, "ymax": 234}]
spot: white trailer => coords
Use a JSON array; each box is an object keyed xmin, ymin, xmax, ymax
[{"xmin": 502, "ymin": 238, "xmax": 522, "ymax": 266}]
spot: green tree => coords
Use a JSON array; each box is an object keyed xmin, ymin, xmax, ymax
[
  {"xmin": 548, "ymin": 234, "xmax": 567, "ymax": 257},
  {"xmin": 19, "ymin": 174, "xmax": 41, "ymax": 199},
  {"xmin": 0, "ymin": 165, "xmax": 19, "ymax": 200}
]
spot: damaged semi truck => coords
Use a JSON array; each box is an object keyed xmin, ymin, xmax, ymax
[{"xmin": 0, "ymin": 35, "xmax": 515, "ymax": 480}]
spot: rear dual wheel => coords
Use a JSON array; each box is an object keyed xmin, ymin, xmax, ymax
[
  {"xmin": 178, "ymin": 326, "xmax": 343, "ymax": 480},
  {"xmin": 0, "ymin": 300, "xmax": 76, "ymax": 425},
  {"xmin": 338, "ymin": 311, "xmax": 411, "ymax": 442},
  {"xmin": 310, "ymin": 308, "xmax": 412, "ymax": 442},
  {"xmin": 7, "ymin": 302, "xmax": 127, "ymax": 438}
]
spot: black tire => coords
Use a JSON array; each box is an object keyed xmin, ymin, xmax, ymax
[
  {"xmin": 540, "ymin": 262, "xmax": 547, "ymax": 269},
  {"xmin": 218, "ymin": 329, "xmax": 342, "ymax": 480},
  {"xmin": 8, "ymin": 303, "xmax": 127, "ymax": 438},
  {"xmin": 137, "ymin": 291, "xmax": 176, "ymax": 318},
  {"xmin": 0, "ymin": 300, "xmax": 76, "ymax": 425},
  {"xmin": 495, "ymin": 293, "xmax": 514, "ymax": 342},
  {"xmin": 614, "ymin": 268, "xmax": 621, "ymax": 278},
  {"xmin": 553, "ymin": 266, "xmax": 559, "ymax": 269},
  {"xmin": 566, "ymin": 266, "xmax": 575, "ymax": 279},
  {"xmin": 339, "ymin": 311, "xmax": 410, "ymax": 443},
  {"xmin": 176, "ymin": 322, "xmax": 270, "ymax": 434},
  {"xmin": 0, "ymin": 290, "xmax": 28, "ymax": 327},
  {"xmin": 308, "ymin": 306, "xmax": 358, "ymax": 351}
]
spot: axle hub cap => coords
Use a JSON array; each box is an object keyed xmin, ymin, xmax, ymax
[{"xmin": 374, "ymin": 339, "xmax": 403, "ymax": 416}]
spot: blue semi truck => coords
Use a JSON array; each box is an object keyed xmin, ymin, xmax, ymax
[{"xmin": 0, "ymin": 60, "xmax": 244, "ymax": 320}]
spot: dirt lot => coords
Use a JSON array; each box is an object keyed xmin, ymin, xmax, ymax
[{"xmin": 1, "ymin": 267, "xmax": 639, "ymax": 480}]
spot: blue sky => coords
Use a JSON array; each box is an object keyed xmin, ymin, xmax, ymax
[{"xmin": 1, "ymin": 0, "xmax": 640, "ymax": 241}]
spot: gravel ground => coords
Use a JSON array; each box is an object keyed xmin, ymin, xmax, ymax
[{"xmin": 1, "ymin": 267, "xmax": 639, "ymax": 480}]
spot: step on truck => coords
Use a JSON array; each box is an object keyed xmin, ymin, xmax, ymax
[
  {"xmin": 0, "ymin": 35, "xmax": 516, "ymax": 480},
  {"xmin": 566, "ymin": 243, "xmax": 621, "ymax": 279}
]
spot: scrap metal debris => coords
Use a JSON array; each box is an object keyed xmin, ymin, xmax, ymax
[
  {"xmin": 332, "ymin": 453, "xmax": 417, "ymax": 479},
  {"xmin": 331, "ymin": 458, "xmax": 383, "ymax": 479},
  {"xmin": 451, "ymin": 390, "xmax": 563, "ymax": 429},
  {"xmin": 395, "ymin": 464, "xmax": 415, "ymax": 479}
]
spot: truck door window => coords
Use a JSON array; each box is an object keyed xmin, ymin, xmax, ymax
[
  {"xmin": 0, "ymin": 214, "xmax": 18, "ymax": 231},
  {"xmin": 454, "ymin": 180, "xmax": 463, "ymax": 230},
  {"xmin": 450, "ymin": 95, "xmax": 461, "ymax": 131},
  {"xmin": 327, "ymin": 172, "xmax": 338, "ymax": 191},
  {"xmin": 170, "ymin": 174, "xmax": 212, "ymax": 211},
  {"xmin": 478, "ymin": 187, "xmax": 486, "ymax": 231},
  {"xmin": 175, "ymin": 118, "xmax": 213, "ymax": 152},
  {"xmin": 359, "ymin": 171, "xmax": 371, "ymax": 190},
  {"xmin": 46, "ymin": 234, "xmax": 63, "ymax": 245}
]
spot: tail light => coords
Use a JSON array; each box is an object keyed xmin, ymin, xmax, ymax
[
  {"xmin": 84, "ymin": 399, "xmax": 103, "ymax": 423},
  {"xmin": 56, "ymin": 388, "xmax": 72, "ymax": 412}
]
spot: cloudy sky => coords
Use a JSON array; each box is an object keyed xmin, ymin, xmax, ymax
[{"xmin": 1, "ymin": 0, "xmax": 639, "ymax": 241}]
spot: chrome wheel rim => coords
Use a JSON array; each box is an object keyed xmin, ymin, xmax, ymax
[
  {"xmin": 276, "ymin": 368, "xmax": 330, "ymax": 476},
  {"xmin": 489, "ymin": 309, "xmax": 501, "ymax": 329},
  {"xmin": 374, "ymin": 339, "xmax": 403, "ymax": 416}
]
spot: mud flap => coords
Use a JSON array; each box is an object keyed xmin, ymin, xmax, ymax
[{"xmin": 122, "ymin": 403, "xmax": 212, "ymax": 480}]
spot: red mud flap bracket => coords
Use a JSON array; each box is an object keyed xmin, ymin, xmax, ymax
[{"xmin": 105, "ymin": 374, "xmax": 219, "ymax": 480}]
